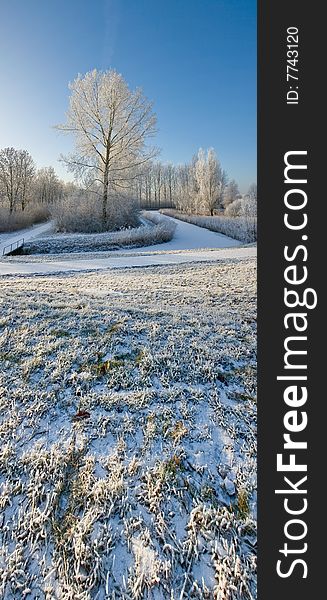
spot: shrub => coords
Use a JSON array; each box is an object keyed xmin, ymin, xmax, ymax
[
  {"xmin": 51, "ymin": 191, "xmax": 140, "ymax": 233},
  {"xmin": 0, "ymin": 205, "xmax": 50, "ymax": 233},
  {"xmin": 225, "ymin": 198, "xmax": 243, "ymax": 217}
]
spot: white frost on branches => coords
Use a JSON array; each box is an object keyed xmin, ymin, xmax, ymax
[{"xmin": 56, "ymin": 69, "xmax": 158, "ymax": 224}]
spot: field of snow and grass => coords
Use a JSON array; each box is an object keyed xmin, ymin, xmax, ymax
[
  {"xmin": 0, "ymin": 258, "xmax": 256, "ymax": 599},
  {"xmin": 3, "ymin": 211, "xmax": 240, "ymax": 261},
  {"xmin": 17, "ymin": 219, "xmax": 176, "ymax": 256}
]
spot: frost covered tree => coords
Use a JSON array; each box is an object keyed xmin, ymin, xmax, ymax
[
  {"xmin": 223, "ymin": 179, "xmax": 240, "ymax": 209},
  {"xmin": 242, "ymin": 195, "xmax": 257, "ymax": 242},
  {"xmin": 0, "ymin": 147, "xmax": 35, "ymax": 212},
  {"xmin": 225, "ymin": 198, "xmax": 243, "ymax": 217},
  {"xmin": 194, "ymin": 148, "xmax": 227, "ymax": 215},
  {"xmin": 193, "ymin": 148, "xmax": 206, "ymax": 208},
  {"xmin": 56, "ymin": 69, "xmax": 157, "ymax": 225},
  {"xmin": 242, "ymin": 183, "xmax": 257, "ymax": 218}
]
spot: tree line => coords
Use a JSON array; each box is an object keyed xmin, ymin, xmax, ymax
[
  {"xmin": 0, "ymin": 147, "xmax": 76, "ymax": 214},
  {"xmin": 132, "ymin": 150, "xmax": 252, "ymax": 215}
]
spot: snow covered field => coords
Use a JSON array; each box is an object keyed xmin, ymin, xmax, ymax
[
  {"xmin": 0, "ymin": 246, "xmax": 256, "ymax": 276},
  {"xmin": 1, "ymin": 212, "xmax": 239, "ymax": 258},
  {"xmin": 0, "ymin": 259, "xmax": 256, "ymax": 599},
  {"xmin": 11, "ymin": 216, "xmax": 177, "ymax": 257}
]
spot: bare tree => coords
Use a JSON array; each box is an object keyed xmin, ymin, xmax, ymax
[
  {"xmin": 56, "ymin": 69, "xmax": 158, "ymax": 225},
  {"xmin": 18, "ymin": 150, "xmax": 36, "ymax": 211},
  {"xmin": 0, "ymin": 148, "xmax": 18, "ymax": 213},
  {"xmin": 34, "ymin": 167, "xmax": 64, "ymax": 205},
  {"xmin": 0, "ymin": 147, "xmax": 35, "ymax": 212},
  {"xmin": 152, "ymin": 162, "xmax": 163, "ymax": 207},
  {"xmin": 175, "ymin": 162, "xmax": 195, "ymax": 212},
  {"xmin": 133, "ymin": 161, "xmax": 173, "ymax": 209},
  {"xmin": 165, "ymin": 163, "xmax": 175, "ymax": 207}
]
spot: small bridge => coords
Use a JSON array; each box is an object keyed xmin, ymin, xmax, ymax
[{"xmin": 2, "ymin": 237, "xmax": 24, "ymax": 256}]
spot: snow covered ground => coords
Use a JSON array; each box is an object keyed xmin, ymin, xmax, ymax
[
  {"xmin": 0, "ymin": 259, "xmax": 257, "ymax": 599},
  {"xmin": 0, "ymin": 213, "xmax": 254, "ymax": 276},
  {"xmin": 0, "ymin": 246, "xmax": 256, "ymax": 276},
  {"xmin": 136, "ymin": 212, "xmax": 241, "ymax": 251}
]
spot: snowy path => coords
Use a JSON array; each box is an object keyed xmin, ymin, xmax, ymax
[
  {"xmin": 137, "ymin": 212, "xmax": 240, "ymax": 251},
  {"xmin": 0, "ymin": 247, "xmax": 256, "ymax": 275},
  {"xmin": 0, "ymin": 214, "xmax": 256, "ymax": 276},
  {"xmin": 0, "ymin": 220, "xmax": 54, "ymax": 256}
]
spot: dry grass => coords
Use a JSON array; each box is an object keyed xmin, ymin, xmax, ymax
[
  {"xmin": 0, "ymin": 205, "xmax": 50, "ymax": 233},
  {"xmin": 0, "ymin": 259, "xmax": 257, "ymax": 598}
]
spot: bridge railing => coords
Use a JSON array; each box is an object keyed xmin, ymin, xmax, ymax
[{"xmin": 2, "ymin": 238, "xmax": 24, "ymax": 256}]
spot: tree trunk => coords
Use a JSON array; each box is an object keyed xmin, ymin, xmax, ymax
[
  {"xmin": 102, "ymin": 175, "xmax": 108, "ymax": 226},
  {"xmin": 21, "ymin": 187, "xmax": 26, "ymax": 211}
]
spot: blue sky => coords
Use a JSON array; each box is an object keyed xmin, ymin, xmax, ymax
[{"xmin": 0, "ymin": 0, "xmax": 256, "ymax": 192}]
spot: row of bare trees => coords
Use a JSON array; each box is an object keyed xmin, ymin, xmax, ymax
[
  {"xmin": 0, "ymin": 141, "xmax": 251, "ymax": 223},
  {"xmin": 0, "ymin": 147, "xmax": 76, "ymax": 215},
  {"xmin": 0, "ymin": 148, "xmax": 35, "ymax": 213},
  {"xmin": 132, "ymin": 149, "xmax": 247, "ymax": 216}
]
